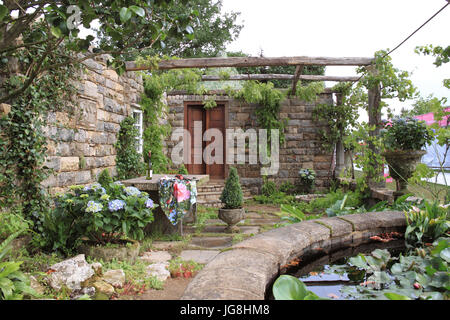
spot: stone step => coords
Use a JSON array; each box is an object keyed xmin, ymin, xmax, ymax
[{"xmin": 189, "ymin": 236, "xmax": 233, "ymax": 249}]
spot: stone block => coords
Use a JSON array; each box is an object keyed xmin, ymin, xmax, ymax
[
  {"xmin": 60, "ymin": 157, "xmax": 79, "ymax": 171},
  {"xmin": 83, "ymin": 81, "xmax": 99, "ymax": 98}
]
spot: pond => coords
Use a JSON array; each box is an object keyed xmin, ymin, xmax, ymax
[{"xmin": 267, "ymin": 239, "xmax": 406, "ymax": 300}]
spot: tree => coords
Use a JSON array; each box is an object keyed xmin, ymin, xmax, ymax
[
  {"xmin": 0, "ymin": 0, "xmax": 197, "ymax": 104},
  {"xmin": 143, "ymin": 0, "xmax": 243, "ymax": 58}
]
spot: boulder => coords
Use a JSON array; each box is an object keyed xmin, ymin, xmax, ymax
[
  {"xmin": 48, "ymin": 254, "xmax": 95, "ymax": 291},
  {"xmin": 92, "ymin": 280, "xmax": 115, "ymax": 299},
  {"xmin": 146, "ymin": 262, "xmax": 170, "ymax": 282},
  {"xmin": 102, "ymin": 269, "xmax": 126, "ymax": 288}
]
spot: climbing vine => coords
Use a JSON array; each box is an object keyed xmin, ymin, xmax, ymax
[{"xmin": 0, "ymin": 30, "xmax": 80, "ymax": 223}]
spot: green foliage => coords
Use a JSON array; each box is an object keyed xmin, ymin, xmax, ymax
[
  {"xmin": 329, "ymin": 240, "xmax": 450, "ymax": 300},
  {"xmin": 280, "ymin": 204, "xmax": 323, "ymax": 223},
  {"xmin": 178, "ymin": 164, "xmax": 189, "ymax": 175},
  {"xmin": 39, "ymin": 183, "xmax": 157, "ymax": 255},
  {"xmin": 0, "ymin": 207, "xmax": 32, "ymax": 242},
  {"xmin": 253, "ymin": 192, "xmax": 295, "ymax": 205},
  {"xmin": 97, "ymin": 169, "xmax": 113, "ymax": 190},
  {"xmin": 381, "ymin": 117, "xmax": 433, "ymax": 151},
  {"xmin": 220, "ymin": 167, "xmax": 243, "ymax": 209},
  {"xmin": 279, "ymin": 181, "xmax": 296, "ymax": 195},
  {"xmin": 272, "ymin": 275, "xmax": 329, "ymax": 300},
  {"xmin": 313, "ymin": 82, "xmax": 359, "ymax": 152},
  {"xmin": 297, "ymin": 169, "xmax": 316, "ymax": 194},
  {"xmin": 234, "ymin": 81, "xmax": 287, "ymax": 144},
  {"xmin": 261, "ymin": 177, "xmax": 277, "ymax": 197},
  {"xmin": 404, "ymin": 202, "xmax": 449, "ymax": 246},
  {"xmin": 0, "ymin": 232, "xmax": 37, "ymax": 300},
  {"xmin": 142, "ymin": 0, "xmax": 243, "ymax": 58},
  {"xmin": 115, "ymin": 117, "xmax": 145, "ymax": 180},
  {"xmin": 295, "ymin": 81, "xmax": 325, "ymax": 102},
  {"xmin": 415, "ymin": 44, "xmax": 449, "ymax": 88}
]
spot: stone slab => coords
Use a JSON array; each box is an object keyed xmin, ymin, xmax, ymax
[
  {"xmin": 140, "ymin": 251, "xmax": 172, "ymax": 264},
  {"xmin": 190, "ymin": 236, "xmax": 233, "ymax": 249},
  {"xmin": 179, "ymin": 250, "xmax": 220, "ymax": 264}
]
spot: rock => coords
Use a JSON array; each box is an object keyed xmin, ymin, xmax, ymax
[
  {"xmin": 29, "ymin": 275, "xmax": 45, "ymax": 296},
  {"xmin": 93, "ymin": 280, "xmax": 115, "ymax": 299},
  {"xmin": 48, "ymin": 254, "xmax": 95, "ymax": 291},
  {"xmin": 102, "ymin": 269, "xmax": 125, "ymax": 288},
  {"xmin": 90, "ymin": 262, "xmax": 103, "ymax": 276},
  {"xmin": 140, "ymin": 251, "xmax": 172, "ymax": 264},
  {"xmin": 146, "ymin": 262, "xmax": 170, "ymax": 282}
]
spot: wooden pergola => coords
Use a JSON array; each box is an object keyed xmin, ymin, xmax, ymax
[{"xmin": 126, "ymin": 55, "xmax": 381, "ymax": 179}]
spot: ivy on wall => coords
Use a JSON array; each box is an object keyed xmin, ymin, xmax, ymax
[{"xmin": 0, "ymin": 39, "xmax": 80, "ymax": 223}]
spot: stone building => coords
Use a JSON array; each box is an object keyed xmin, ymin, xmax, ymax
[
  {"xmin": 163, "ymin": 91, "xmax": 334, "ymax": 193},
  {"xmin": 41, "ymin": 55, "xmax": 144, "ymax": 194},
  {"xmin": 35, "ymin": 56, "xmax": 334, "ymax": 195}
]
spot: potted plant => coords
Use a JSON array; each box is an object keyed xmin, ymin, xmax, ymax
[
  {"xmin": 297, "ymin": 168, "xmax": 316, "ymax": 194},
  {"xmin": 381, "ymin": 117, "xmax": 433, "ymax": 197},
  {"xmin": 218, "ymin": 167, "xmax": 244, "ymax": 233}
]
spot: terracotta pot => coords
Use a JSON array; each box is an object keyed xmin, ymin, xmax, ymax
[
  {"xmin": 218, "ymin": 207, "xmax": 245, "ymax": 233},
  {"xmin": 382, "ymin": 149, "xmax": 426, "ymax": 196}
]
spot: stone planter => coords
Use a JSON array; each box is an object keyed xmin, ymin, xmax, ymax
[
  {"xmin": 218, "ymin": 207, "xmax": 245, "ymax": 233},
  {"xmin": 78, "ymin": 239, "xmax": 140, "ymax": 263},
  {"xmin": 383, "ymin": 150, "xmax": 426, "ymax": 197}
]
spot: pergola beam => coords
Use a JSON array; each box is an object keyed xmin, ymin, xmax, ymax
[
  {"xmin": 200, "ymin": 74, "xmax": 360, "ymax": 82},
  {"xmin": 125, "ymin": 56, "xmax": 374, "ymax": 71}
]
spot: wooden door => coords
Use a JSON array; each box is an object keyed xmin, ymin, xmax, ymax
[
  {"xmin": 186, "ymin": 105, "xmax": 206, "ymax": 175},
  {"xmin": 185, "ymin": 103, "xmax": 226, "ymax": 179},
  {"xmin": 206, "ymin": 105, "xmax": 225, "ymax": 179}
]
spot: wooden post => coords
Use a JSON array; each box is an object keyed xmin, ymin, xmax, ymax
[
  {"xmin": 367, "ymin": 80, "xmax": 385, "ymax": 188},
  {"xmin": 334, "ymin": 93, "xmax": 345, "ymax": 177},
  {"xmin": 291, "ymin": 65, "xmax": 304, "ymax": 95}
]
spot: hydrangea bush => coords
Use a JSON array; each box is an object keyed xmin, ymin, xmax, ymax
[{"xmin": 42, "ymin": 182, "xmax": 157, "ymax": 253}]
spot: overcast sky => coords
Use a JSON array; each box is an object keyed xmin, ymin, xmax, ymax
[{"xmin": 220, "ymin": 0, "xmax": 450, "ymax": 116}]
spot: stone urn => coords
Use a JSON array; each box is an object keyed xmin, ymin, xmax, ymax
[
  {"xmin": 382, "ymin": 149, "xmax": 426, "ymax": 197},
  {"xmin": 218, "ymin": 207, "xmax": 245, "ymax": 233}
]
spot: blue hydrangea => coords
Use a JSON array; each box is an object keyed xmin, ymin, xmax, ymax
[
  {"xmin": 124, "ymin": 186, "xmax": 141, "ymax": 197},
  {"xmin": 108, "ymin": 199, "xmax": 126, "ymax": 212},
  {"xmin": 85, "ymin": 201, "xmax": 103, "ymax": 213},
  {"xmin": 145, "ymin": 198, "xmax": 154, "ymax": 209}
]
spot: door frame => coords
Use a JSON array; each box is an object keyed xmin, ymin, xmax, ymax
[{"xmin": 183, "ymin": 100, "xmax": 229, "ymax": 179}]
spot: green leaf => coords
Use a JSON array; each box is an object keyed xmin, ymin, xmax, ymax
[
  {"xmin": 439, "ymin": 248, "xmax": 450, "ymax": 262},
  {"xmin": 0, "ymin": 5, "xmax": 8, "ymax": 21},
  {"xmin": 384, "ymin": 292, "xmax": 411, "ymax": 300},
  {"xmin": 50, "ymin": 26, "xmax": 63, "ymax": 38},
  {"xmin": 129, "ymin": 6, "xmax": 145, "ymax": 17},
  {"xmin": 273, "ymin": 275, "xmax": 308, "ymax": 300},
  {"xmin": 349, "ymin": 254, "xmax": 368, "ymax": 269},
  {"xmin": 119, "ymin": 7, "xmax": 132, "ymax": 23}
]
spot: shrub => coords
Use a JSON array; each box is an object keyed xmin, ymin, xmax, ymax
[
  {"xmin": 39, "ymin": 183, "xmax": 158, "ymax": 255},
  {"xmin": 0, "ymin": 232, "xmax": 37, "ymax": 300},
  {"xmin": 405, "ymin": 201, "xmax": 449, "ymax": 246},
  {"xmin": 178, "ymin": 164, "xmax": 189, "ymax": 175},
  {"xmin": 381, "ymin": 117, "xmax": 433, "ymax": 151},
  {"xmin": 261, "ymin": 177, "xmax": 277, "ymax": 197},
  {"xmin": 220, "ymin": 167, "xmax": 243, "ymax": 209},
  {"xmin": 0, "ymin": 207, "xmax": 32, "ymax": 241},
  {"xmin": 279, "ymin": 181, "xmax": 296, "ymax": 195},
  {"xmin": 97, "ymin": 168, "xmax": 113, "ymax": 190},
  {"xmin": 297, "ymin": 168, "xmax": 316, "ymax": 193},
  {"xmin": 115, "ymin": 117, "xmax": 145, "ymax": 180}
]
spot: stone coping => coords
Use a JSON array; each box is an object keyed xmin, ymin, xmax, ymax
[
  {"xmin": 181, "ymin": 211, "xmax": 406, "ymax": 300},
  {"xmin": 121, "ymin": 174, "xmax": 209, "ymax": 191}
]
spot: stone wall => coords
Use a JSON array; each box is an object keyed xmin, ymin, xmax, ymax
[
  {"xmin": 42, "ymin": 55, "xmax": 144, "ymax": 194},
  {"xmin": 165, "ymin": 92, "xmax": 334, "ymax": 191}
]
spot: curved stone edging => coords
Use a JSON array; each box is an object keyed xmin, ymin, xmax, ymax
[{"xmin": 181, "ymin": 211, "xmax": 406, "ymax": 300}]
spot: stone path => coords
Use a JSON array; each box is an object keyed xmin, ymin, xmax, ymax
[{"xmin": 142, "ymin": 204, "xmax": 283, "ymax": 265}]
